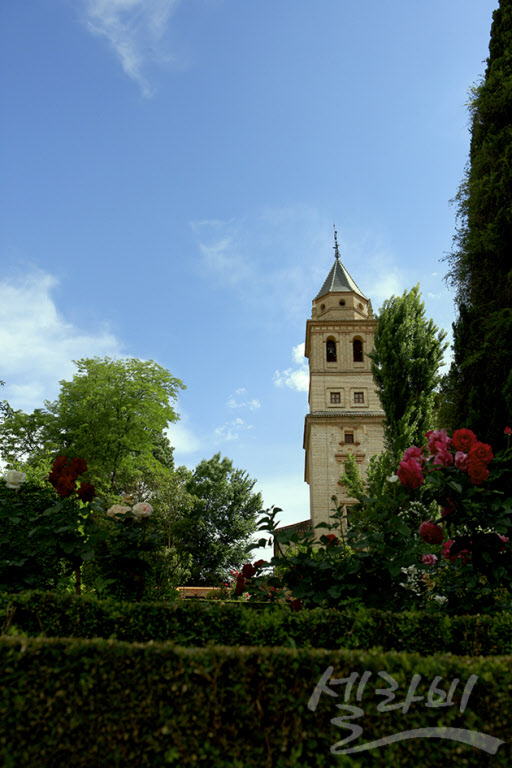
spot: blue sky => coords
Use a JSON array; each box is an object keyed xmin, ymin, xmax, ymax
[{"xmin": 0, "ymin": 0, "xmax": 500, "ymax": 531}]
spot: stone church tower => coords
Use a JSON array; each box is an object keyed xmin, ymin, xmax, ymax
[{"xmin": 303, "ymin": 232, "xmax": 385, "ymax": 531}]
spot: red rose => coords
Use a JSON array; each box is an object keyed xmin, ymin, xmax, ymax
[
  {"xmin": 419, "ymin": 520, "xmax": 443, "ymax": 545},
  {"xmin": 505, "ymin": 427, "xmax": 512, "ymax": 436},
  {"xmin": 241, "ymin": 563, "xmax": 257, "ymax": 579},
  {"xmin": 234, "ymin": 573, "xmax": 245, "ymax": 596},
  {"xmin": 440, "ymin": 498, "xmax": 455, "ymax": 517},
  {"xmin": 443, "ymin": 539, "xmax": 471, "ymax": 564},
  {"xmin": 77, "ymin": 482, "xmax": 95, "ymax": 502},
  {"xmin": 398, "ymin": 458, "xmax": 424, "ymax": 489},
  {"xmin": 467, "ymin": 442, "xmax": 494, "ymax": 466},
  {"xmin": 253, "ymin": 559, "xmax": 266, "ymax": 569},
  {"xmin": 451, "ymin": 429, "xmax": 478, "ymax": 453},
  {"xmin": 289, "ymin": 598, "xmax": 302, "ymax": 612},
  {"xmin": 52, "ymin": 456, "xmax": 68, "ymax": 472},
  {"xmin": 324, "ymin": 534, "xmax": 339, "ymax": 546},
  {"xmin": 49, "ymin": 456, "xmax": 69, "ymax": 487},
  {"xmin": 69, "ymin": 457, "xmax": 88, "ymax": 477},
  {"xmin": 48, "ymin": 471, "xmax": 60, "ymax": 487},
  {"xmin": 467, "ymin": 463, "xmax": 489, "ymax": 485},
  {"xmin": 54, "ymin": 472, "xmax": 77, "ymax": 498}
]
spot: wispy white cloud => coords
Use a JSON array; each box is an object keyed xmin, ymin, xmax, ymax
[
  {"xmin": 81, "ymin": 0, "xmax": 182, "ymax": 96},
  {"xmin": 165, "ymin": 415, "xmax": 202, "ymax": 457},
  {"xmin": 190, "ymin": 219, "xmax": 253, "ymax": 288},
  {"xmin": 190, "ymin": 206, "xmax": 332, "ymax": 321},
  {"xmin": 0, "ymin": 269, "xmax": 123, "ymax": 412},
  {"xmin": 273, "ymin": 343, "xmax": 309, "ymax": 393},
  {"xmin": 214, "ymin": 417, "xmax": 253, "ymax": 443},
  {"xmin": 227, "ymin": 388, "xmax": 261, "ymax": 411}
]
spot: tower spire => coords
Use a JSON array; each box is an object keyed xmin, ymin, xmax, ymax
[{"xmin": 333, "ymin": 225, "xmax": 340, "ymax": 260}]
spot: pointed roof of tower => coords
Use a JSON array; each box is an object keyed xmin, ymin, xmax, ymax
[{"xmin": 315, "ymin": 229, "xmax": 368, "ymax": 300}]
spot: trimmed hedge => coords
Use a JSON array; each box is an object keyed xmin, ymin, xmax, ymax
[
  {"xmin": 0, "ymin": 636, "xmax": 510, "ymax": 767},
  {"xmin": 2, "ymin": 591, "xmax": 512, "ymax": 654}
]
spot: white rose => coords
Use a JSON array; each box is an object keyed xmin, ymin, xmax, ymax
[
  {"xmin": 106, "ymin": 504, "xmax": 131, "ymax": 518},
  {"xmin": 387, "ymin": 474, "xmax": 399, "ymax": 483},
  {"xmin": 433, "ymin": 595, "xmax": 448, "ymax": 605},
  {"xmin": 131, "ymin": 502, "xmax": 153, "ymax": 520},
  {"xmin": 3, "ymin": 470, "xmax": 27, "ymax": 490}
]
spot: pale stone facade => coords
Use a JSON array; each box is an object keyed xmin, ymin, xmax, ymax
[{"xmin": 303, "ymin": 237, "xmax": 385, "ymax": 532}]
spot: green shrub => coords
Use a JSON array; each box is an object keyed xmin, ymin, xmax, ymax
[
  {"xmin": 0, "ymin": 636, "xmax": 509, "ymax": 767},
  {"xmin": 2, "ymin": 591, "xmax": 512, "ymax": 655}
]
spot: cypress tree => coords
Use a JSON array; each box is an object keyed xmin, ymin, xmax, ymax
[
  {"xmin": 443, "ymin": 0, "xmax": 512, "ymax": 448},
  {"xmin": 369, "ymin": 285, "xmax": 447, "ymax": 458}
]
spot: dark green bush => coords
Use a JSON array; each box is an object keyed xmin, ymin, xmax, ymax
[
  {"xmin": 0, "ymin": 481, "xmax": 66, "ymax": 591},
  {"xmin": 2, "ymin": 591, "xmax": 512, "ymax": 655},
  {"xmin": 0, "ymin": 636, "xmax": 509, "ymax": 767}
]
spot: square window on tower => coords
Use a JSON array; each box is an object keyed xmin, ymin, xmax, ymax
[
  {"xmin": 354, "ymin": 392, "xmax": 364, "ymax": 404},
  {"xmin": 330, "ymin": 392, "xmax": 341, "ymax": 404}
]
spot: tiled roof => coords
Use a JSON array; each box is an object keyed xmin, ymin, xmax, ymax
[
  {"xmin": 274, "ymin": 519, "xmax": 312, "ymax": 535},
  {"xmin": 315, "ymin": 256, "xmax": 368, "ymax": 300}
]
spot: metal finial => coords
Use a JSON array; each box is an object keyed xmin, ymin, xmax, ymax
[{"xmin": 333, "ymin": 225, "xmax": 340, "ymax": 259}]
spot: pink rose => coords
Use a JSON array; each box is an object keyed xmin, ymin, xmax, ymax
[
  {"xmin": 422, "ymin": 554, "xmax": 438, "ymax": 566},
  {"xmin": 419, "ymin": 520, "xmax": 443, "ymax": 545},
  {"xmin": 454, "ymin": 451, "xmax": 469, "ymax": 471},
  {"xmin": 426, "ymin": 429, "xmax": 451, "ymax": 455},
  {"xmin": 398, "ymin": 458, "xmax": 424, "ymax": 489},
  {"xmin": 402, "ymin": 446, "xmax": 425, "ymax": 465},
  {"xmin": 451, "ymin": 429, "xmax": 478, "ymax": 453},
  {"xmin": 505, "ymin": 427, "xmax": 511, "ymax": 436},
  {"xmin": 433, "ymin": 448, "xmax": 454, "ymax": 467}
]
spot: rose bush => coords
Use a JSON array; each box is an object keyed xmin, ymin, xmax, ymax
[
  {"xmin": 240, "ymin": 505, "xmax": 408, "ymax": 611},
  {"xmin": 396, "ymin": 427, "xmax": 512, "ymax": 612},
  {"xmin": 0, "ymin": 456, "xmax": 102, "ymax": 594}
]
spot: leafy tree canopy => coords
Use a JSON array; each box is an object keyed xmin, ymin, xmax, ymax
[
  {"xmin": 0, "ymin": 357, "xmax": 185, "ymax": 497},
  {"xmin": 174, "ymin": 452, "xmax": 263, "ymax": 585}
]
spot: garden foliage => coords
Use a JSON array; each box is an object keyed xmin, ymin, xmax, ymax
[{"xmin": 442, "ymin": 0, "xmax": 512, "ymax": 449}]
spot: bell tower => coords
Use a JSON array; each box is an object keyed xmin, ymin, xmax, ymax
[{"xmin": 303, "ymin": 231, "xmax": 385, "ymax": 530}]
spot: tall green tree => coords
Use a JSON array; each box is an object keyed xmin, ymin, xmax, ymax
[
  {"xmin": 368, "ymin": 285, "xmax": 447, "ymax": 457},
  {"xmin": 174, "ymin": 453, "xmax": 262, "ymax": 585},
  {"xmin": 443, "ymin": 0, "xmax": 512, "ymax": 448},
  {"xmin": 0, "ymin": 357, "xmax": 185, "ymax": 496}
]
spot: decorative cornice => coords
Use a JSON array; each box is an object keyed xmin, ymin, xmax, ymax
[
  {"xmin": 306, "ymin": 411, "xmax": 385, "ymax": 419},
  {"xmin": 306, "ymin": 319, "xmax": 378, "ymax": 330}
]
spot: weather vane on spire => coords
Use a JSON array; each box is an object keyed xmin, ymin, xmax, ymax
[{"xmin": 333, "ymin": 225, "xmax": 340, "ymax": 259}]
